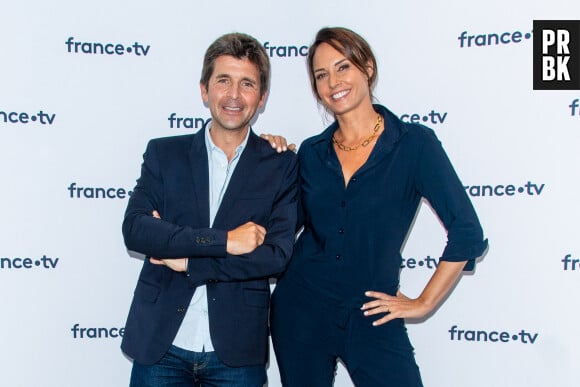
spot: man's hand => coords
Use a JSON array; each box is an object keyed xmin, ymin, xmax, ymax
[
  {"xmin": 226, "ymin": 221, "xmax": 266, "ymax": 255},
  {"xmin": 148, "ymin": 210, "xmax": 188, "ymax": 272}
]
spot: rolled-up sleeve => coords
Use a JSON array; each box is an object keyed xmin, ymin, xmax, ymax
[{"xmin": 415, "ymin": 129, "xmax": 488, "ymax": 271}]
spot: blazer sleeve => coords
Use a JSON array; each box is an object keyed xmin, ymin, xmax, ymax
[
  {"xmin": 184, "ymin": 153, "xmax": 299, "ymax": 285},
  {"xmin": 122, "ymin": 139, "xmax": 227, "ymax": 259},
  {"xmin": 415, "ymin": 129, "xmax": 488, "ymax": 271}
]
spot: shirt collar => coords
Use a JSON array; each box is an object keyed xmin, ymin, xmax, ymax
[{"xmin": 204, "ymin": 123, "xmax": 250, "ymax": 156}]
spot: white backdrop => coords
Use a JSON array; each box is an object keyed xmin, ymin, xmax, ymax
[{"xmin": 1, "ymin": 1, "xmax": 579, "ymax": 386}]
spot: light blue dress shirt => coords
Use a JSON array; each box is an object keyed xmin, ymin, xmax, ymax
[{"xmin": 172, "ymin": 125, "xmax": 249, "ymax": 352}]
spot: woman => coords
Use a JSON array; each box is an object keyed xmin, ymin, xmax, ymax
[{"xmin": 270, "ymin": 27, "xmax": 488, "ymax": 386}]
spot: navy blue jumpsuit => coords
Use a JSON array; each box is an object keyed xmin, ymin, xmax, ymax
[{"xmin": 271, "ymin": 104, "xmax": 488, "ymax": 386}]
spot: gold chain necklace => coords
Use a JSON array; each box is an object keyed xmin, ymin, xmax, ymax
[{"xmin": 332, "ymin": 114, "xmax": 383, "ymax": 152}]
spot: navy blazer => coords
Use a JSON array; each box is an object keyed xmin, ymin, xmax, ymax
[{"xmin": 121, "ymin": 128, "xmax": 298, "ymax": 367}]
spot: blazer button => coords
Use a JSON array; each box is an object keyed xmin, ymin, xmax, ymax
[{"xmin": 177, "ymin": 306, "xmax": 186, "ymax": 313}]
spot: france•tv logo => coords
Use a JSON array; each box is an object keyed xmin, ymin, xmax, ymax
[{"xmin": 533, "ymin": 20, "xmax": 580, "ymax": 90}]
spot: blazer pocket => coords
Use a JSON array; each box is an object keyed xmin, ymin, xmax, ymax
[
  {"xmin": 243, "ymin": 288, "xmax": 270, "ymax": 308},
  {"xmin": 134, "ymin": 280, "xmax": 161, "ymax": 303}
]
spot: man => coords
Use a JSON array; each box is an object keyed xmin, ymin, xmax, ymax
[{"xmin": 121, "ymin": 32, "xmax": 298, "ymax": 386}]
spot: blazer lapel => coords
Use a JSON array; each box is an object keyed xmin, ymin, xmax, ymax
[{"xmin": 189, "ymin": 130, "xmax": 211, "ymax": 227}]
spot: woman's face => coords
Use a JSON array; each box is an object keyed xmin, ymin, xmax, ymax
[{"xmin": 311, "ymin": 42, "xmax": 372, "ymax": 116}]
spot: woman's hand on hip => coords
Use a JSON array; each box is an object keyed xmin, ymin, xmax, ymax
[{"xmin": 360, "ymin": 290, "xmax": 432, "ymax": 326}]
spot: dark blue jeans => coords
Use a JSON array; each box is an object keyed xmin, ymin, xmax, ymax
[{"xmin": 129, "ymin": 346, "xmax": 267, "ymax": 387}]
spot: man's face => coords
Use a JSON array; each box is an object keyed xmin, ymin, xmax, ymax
[{"xmin": 201, "ymin": 55, "xmax": 266, "ymax": 133}]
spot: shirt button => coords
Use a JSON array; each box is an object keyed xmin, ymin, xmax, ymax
[
  {"xmin": 336, "ymin": 254, "xmax": 341, "ymax": 260},
  {"xmin": 351, "ymin": 177, "xmax": 357, "ymax": 183},
  {"xmin": 338, "ymin": 228, "xmax": 344, "ymax": 234},
  {"xmin": 177, "ymin": 306, "xmax": 186, "ymax": 313}
]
